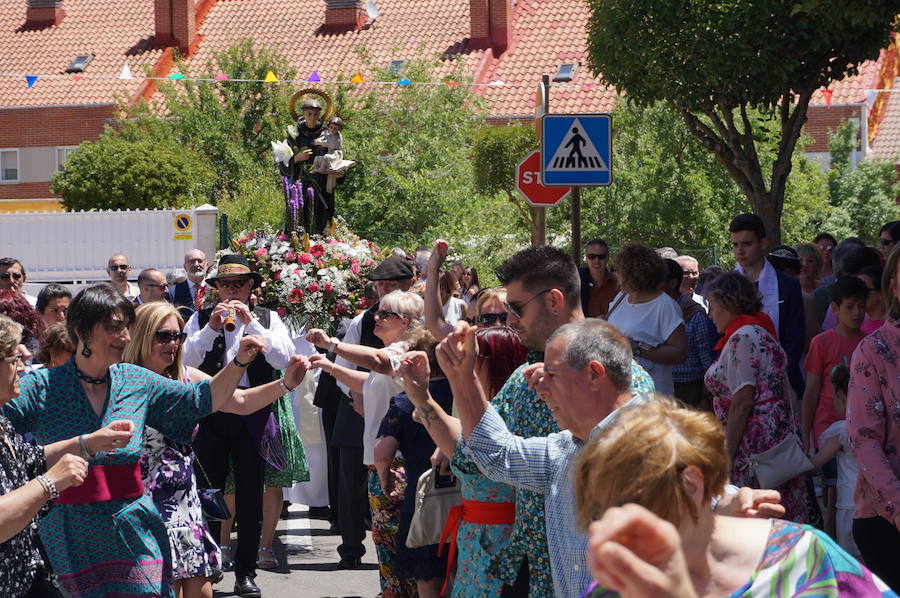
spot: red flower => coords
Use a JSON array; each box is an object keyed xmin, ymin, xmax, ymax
[
  {"xmin": 290, "ymin": 288, "xmax": 305, "ymax": 303},
  {"xmin": 284, "ymin": 250, "xmax": 297, "ymax": 262},
  {"xmin": 308, "ymin": 282, "xmax": 320, "ymax": 293},
  {"xmin": 273, "ymin": 270, "xmax": 282, "ymax": 281},
  {"xmin": 277, "ymin": 307, "xmax": 287, "ymax": 317},
  {"xmin": 323, "ymin": 282, "xmax": 334, "ymax": 293},
  {"xmin": 310, "ymin": 244, "xmax": 325, "ymax": 258},
  {"xmin": 298, "ymin": 253, "xmax": 312, "ymax": 264}
]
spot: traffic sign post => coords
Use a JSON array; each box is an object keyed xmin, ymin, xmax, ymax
[
  {"xmin": 540, "ymin": 114, "xmax": 612, "ymax": 187},
  {"xmin": 516, "ymin": 150, "xmax": 571, "ymax": 207}
]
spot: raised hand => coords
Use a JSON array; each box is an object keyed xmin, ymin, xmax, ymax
[
  {"xmin": 586, "ymin": 504, "xmax": 698, "ymax": 598},
  {"xmin": 87, "ymin": 420, "xmax": 135, "ymax": 454},
  {"xmin": 236, "ymin": 335, "xmax": 267, "ymax": 365},
  {"xmin": 398, "ymin": 351, "xmax": 431, "ymax": 401},
  {"xmin": 284, "ymin": 355, "xmax": 312, "ymax": 389},
  {"xmin": 428, "ymin": 239, "xmax": 449, "ymax": 274},
  {"xmin": 435, "ymin": 321, "xmax": 478, "ymax": 381},
  {"xmin": 522, "ymin": 362, "xmax": 545, "ymax": 390},
  {"xmin": 45, "ymin": 453, "xmax": 89, "ymax": 492},
  {"xmin": 305, "ymin": 328, "xmax": 330, "ymax": 349}
]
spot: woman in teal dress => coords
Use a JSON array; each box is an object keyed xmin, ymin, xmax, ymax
[{"xmin": 4, "ymin": 285, "xmax": 311, "ymax": 598}]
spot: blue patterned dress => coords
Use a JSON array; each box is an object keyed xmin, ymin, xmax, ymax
[{"xmin": 5, "ymin": 360, "xmax": 212, "ymax": 598}]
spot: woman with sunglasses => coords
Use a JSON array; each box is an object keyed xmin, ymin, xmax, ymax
[
  {"xmin": 306, "ymin": 289, "xmax": 425, "ymax": 595},
  {"xmin": 4, "ymin": 285, "xmax": 310, "ymax": 598},
  {"xmin": 123, "ymin": 301, "xmax": 311, "ymax": 598}
]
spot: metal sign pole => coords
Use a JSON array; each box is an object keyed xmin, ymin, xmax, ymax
[{"xmin": 532, "ymin": 74, "xmax": 550, "ymax": 246}]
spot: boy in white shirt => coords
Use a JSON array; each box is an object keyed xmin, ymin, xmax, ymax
[{"xmin": 811, "ymin": 363, "xmax": 860, "ymax": 557}]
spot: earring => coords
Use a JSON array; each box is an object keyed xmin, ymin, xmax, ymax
[{"xmin": 81, "ymin": 345, "xmax": 92, "ymax": 358}]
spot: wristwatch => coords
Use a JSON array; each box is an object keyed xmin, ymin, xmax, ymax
[{"xmin": 327, "ymin": 337, "xmax": 339, "ymax": 354}]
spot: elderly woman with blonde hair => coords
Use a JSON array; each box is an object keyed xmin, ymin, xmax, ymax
[{"xmin": 574, "ymin": 398, "xmax": 894, "ymax": 598}]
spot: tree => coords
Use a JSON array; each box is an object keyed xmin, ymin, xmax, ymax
[
  {"xmin": 52, "ymin": 136, "xmax": 217, "ymax": 211},
  {"xmin": 586, "ymin": 0, "xmax": 900, "ymax": 243}
]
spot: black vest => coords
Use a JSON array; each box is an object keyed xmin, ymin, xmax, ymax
[{"xmin": 196, "ymin": 306, "xmax": 279, "ymax": 387}]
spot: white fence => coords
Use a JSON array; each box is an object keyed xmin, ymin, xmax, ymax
[{"xmin": 0, "ymin": 204, "xmax": 219, "ymax": 286}]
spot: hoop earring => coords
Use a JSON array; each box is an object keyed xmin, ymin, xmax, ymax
[{"xmin": 81, "ymin": 345, "xmax": 92, "ymax": 358}]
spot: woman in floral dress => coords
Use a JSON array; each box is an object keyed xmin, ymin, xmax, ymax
[
  {"xmin": 703, "ymin": 273, "xmax": 811, "ymax": 523},
  {"xmin": 123, "ymin": 302, "xmax": 311, "ymax": 598}
]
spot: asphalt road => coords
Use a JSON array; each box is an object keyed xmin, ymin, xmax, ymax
[{"xmin": 212, "ymin": 504, "xmax": 379, "ymax": 598}]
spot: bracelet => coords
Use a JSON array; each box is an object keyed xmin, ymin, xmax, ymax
[
  {"xmin": 36, "ymin": 475, "xmax": 59, "ymax": 500},
  {"xmin": 280, "ymin": 379, "xmax": 296, "ymax": 394},
  {"xmin": 233, "ymin": 355, "xmax": 251, "ymax": 368},
  {"xmin": 327, "ymin": 337, "xmax": 339, "ymax": 354},
  {"xmin": 77, "ymin": 434, "xmax": 93, "ymax": 460}
]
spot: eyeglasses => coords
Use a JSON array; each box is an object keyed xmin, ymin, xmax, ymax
[
  {"xmin": 143, "ymin": 283, "xmax": 169, "ymax": 289},
  {"xmin": 154, "ymin": 330, "xmax": 187, "ymax": 345},
  {"xmin": 0, "ymin": 272, "xmax": 22, "ymax": 280},
  {"xmin": 218, "ymin": 278, "xmax": 250, "ymax": 289},
  {"xmin": 478, "ymin": 312, "xmax": 508, "ymax": 326},
  {"xmin": 374, "ymin": 309, "xmax": 403, "ymax": 321},
  {"xmin": 504, "ymin": 289, "xmax": 551, "ymax": 319},
  {"xmin": 108, "ymin": 264, "xmax": 129, "ymax": 271},
  {"xmin": 586, "ymin": 253, "xmax": 609, "ymax": 261}
]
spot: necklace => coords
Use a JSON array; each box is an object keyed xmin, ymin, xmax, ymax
[{"xmin": 74, "ymin": 366, "xmax": 110, "ymax": 385}]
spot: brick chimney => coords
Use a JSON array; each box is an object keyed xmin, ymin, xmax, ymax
[
  {"xmin": 155, "ymin": 0, "xmax": 196, "ymax": 53},
  {"xmin": 25, "ymin": 0, "xmax": 65, "ymax": 28},
  {"xmin": 469, "ymin": 0, "xmax": 511, "ymax": 52},
  {"xmin": 323, "ymin": 0, "xmax": 367, "ymax": 32}
]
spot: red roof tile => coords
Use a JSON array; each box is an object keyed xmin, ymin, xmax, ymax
[{"xmin": 870, "ymin": 77, "xmax": 900, "ymax": 162}]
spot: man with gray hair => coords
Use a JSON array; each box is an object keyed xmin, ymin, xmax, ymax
[{"xmin": 675, "ymin": 254, "xmax": 706, "ymax": 311}]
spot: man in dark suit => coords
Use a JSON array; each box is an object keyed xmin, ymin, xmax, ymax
[
  {"xmin": 169, "ymin": 248, "xmax": 209, "ymax": 318},
  {"xmin": 730, "ymin": 213, "xmax": 806, "ymax": 395}
]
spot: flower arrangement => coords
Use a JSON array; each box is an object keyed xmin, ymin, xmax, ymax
[{"xmin": 230, "ymin": 220, "xmax": 383, "ymax": 334}]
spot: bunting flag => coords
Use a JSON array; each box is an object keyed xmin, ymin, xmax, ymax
[
  {"xmin": 307, "ymin": 70, "xmax": 321, "ymax": 82},
  {"xmin": 168, "ymin": 73, "xmax": 185, "ymax": 80},
  {"xmin": 445, "ymin": 80, "xmax": 459, "ymax": 88},
  {"xmin": 582, "ymin": 82, "xmax": 596, "ymax": 90},
  {"xmin": 397, "ymin": 77, "xmax": 411, "ymax": 86},
  {"xmin": 214, "ymin": 74, "xmax": 230, "ymax": 81},
  {"xmin": 25, "ymin": 75, "xmax": 38, "ymax": 88},
  {"xmin": 350, "ymin": 73, "xmax": 364, "ymax": 83},
  {"xmin": 72, "ymin": 75, "xmax": 84, "ymax": 81},
  {"xmin": 118, "ymin": 64, "xmax": 132, "ymax": 80},
  {"xmin": 865, "ymin": 89, "xmax": 877, "ymax": 109},
  {"xmin": 264, "ymin": 71, "xmax": 279, "ymax": 82},
  {"xmin": 821, "ymin": 88, "xmax": 833, "ymax": 107}
]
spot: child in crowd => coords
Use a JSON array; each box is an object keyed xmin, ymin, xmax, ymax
[
  {"xmin": 801, "ymin": 276, "xmax": 868, "ymax": 535},
  {"xmin": 810, "ymin": 363, "xmax": 861, "ymax": 557}
]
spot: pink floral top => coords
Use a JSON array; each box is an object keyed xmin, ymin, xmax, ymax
[{"xmin": 848, "ymin": 317, "xmax": 900, "ymax": 521}]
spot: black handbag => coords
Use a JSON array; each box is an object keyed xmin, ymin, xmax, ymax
[
  {"xmin": 26, "ymin": 563, "xmax": 62, "ymax": 598},
  {"xmin": 193, "ymin": 454, "xmax": 233, "ymax": 522}
]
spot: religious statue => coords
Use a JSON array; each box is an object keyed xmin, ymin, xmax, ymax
[{"xmin": 272, "ymin": 89, "xmax": 354, "ymax": 233}]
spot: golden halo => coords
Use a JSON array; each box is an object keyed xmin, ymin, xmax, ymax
[{"xmin": 289, "ymin": 88, "xmax": 334, "ymax": 122}]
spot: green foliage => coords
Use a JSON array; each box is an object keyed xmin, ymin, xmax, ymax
[
  {"xmin": 51, "ymin": 136, "xmax": 216, "ymax": 211},
  {"xmin": 821, "ymin": 120, "xmax": 900, "ymax": 243}
]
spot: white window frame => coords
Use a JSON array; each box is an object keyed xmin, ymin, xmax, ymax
[
  {"xmin": 0, "ymin": 149, "xmax": 19, "ymax": 183},
  {"xmin": 55, "ymin": 146, "xmax": 79, "ymax": 172}
]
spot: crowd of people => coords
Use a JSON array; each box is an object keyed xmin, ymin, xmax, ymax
[{"xmin": 0, "ymin": 212, "xmax": 898, "ymax": 598}]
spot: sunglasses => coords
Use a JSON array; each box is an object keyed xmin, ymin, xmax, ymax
[
  {"xmin": 479, "ymin": 312, "xmax": 508, "ymax": 325},
  {"xmin": 817, "ymin": 244, "xmax": 834, "ymax": 252},
  {"xmin": 503, "ymin": 289, "xmax": 551, "ymax": 319},
  {"xmin": 374, "ymin": 309, "xmax": 403, "ymax": 321},
  {"xmin": 0, "ymin": 272, "xmax": 22, "ymax": 280},
  {"xmin": 143, "ymin": 283, "xmax": 169, "ymax": 289},
  {"xmin": 586, "ymin": 253, "xmax": 609, "ymax": 261},
  {"xmin": 108, "ymin": 264, "xmax": 129, "ymax": 271},
  {"xmin": 154, "ymin": 330, "xmax": 187, "ymax": 345},
  {"xmin": 218, "ymin": 278, "xmax": 250, "ymax": 289}
]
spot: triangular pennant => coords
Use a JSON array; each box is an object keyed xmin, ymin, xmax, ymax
[
  {"xmin": 397, "ymin": 77, "xmax": 411, "ymax": 86},
  {"xmin": 307, "ymin": 70, "xmax": 321, "ymax": 82},
  {"xmin": 820, "ymin": 89, "xmax": 833, "ymax": 107},
  {"xmin": 72, "ymin": 75, "xmax": 84, "ymax": 81},
  {"xmin": 214, "ymin": 74, "xmax": 230, "ymax": 81},
  {"xmin": 865, "ymin": 89, "xmax": 877, "ymax": 109},
  {"xmin": 264, "ymin": 71, "xmax": 279, "ymax": 83},
  {"xmin": 350, "ymin": 73, "xmax": 364, "ymax": 84},
  {"xmin": 25, "ymin": 75, "xmax": 38, "ymax": 88},
  {"xmin": 581, "ymin": 83, "xmax": 596, "ymax": 90},
  {"xmin": 168, "ymin": 73, "xmax": 185, "ymax": 80},
  {"xmin": 445, "ymin": 80, "xmax": 459, "ymax": 88},
  {"xmin": 118, "ymin": 64, "xmax": 132, "ymax": 80}
]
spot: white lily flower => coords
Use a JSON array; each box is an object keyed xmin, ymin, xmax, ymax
[{"xmin": 271, "ymin": 139, "xmax": 294, "ymax": 167}]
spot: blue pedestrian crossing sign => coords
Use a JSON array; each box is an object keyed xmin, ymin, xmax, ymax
[{"xmin": 541, "ymin": 114, "xmax": 611, "ymax": 186}]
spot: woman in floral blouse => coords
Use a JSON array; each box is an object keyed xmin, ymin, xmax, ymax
[{"xmin": 847, "ymin": 246, "xmax": 900, "ymax": 592}]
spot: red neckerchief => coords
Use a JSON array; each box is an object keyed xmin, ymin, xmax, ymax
[{"xmin": 714, "ymin": 311, "xmax": 777, "ymax": 351}]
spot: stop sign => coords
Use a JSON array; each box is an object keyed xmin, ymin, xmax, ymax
[{"xmin": 516, "ymin": 150, "xmax": 571, "ymax": 207}]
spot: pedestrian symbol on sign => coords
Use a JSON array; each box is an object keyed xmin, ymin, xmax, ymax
[{"xmin": 545, "ymin": 118, "xmax": 608, "ymax": 172}]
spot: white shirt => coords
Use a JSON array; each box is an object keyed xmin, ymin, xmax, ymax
[
  {"xmin": 819, "ymin": 420, "xmax": 858, "ymax": 510},
  {"xmin": 24, "ymin": 293, "xmax": 37, "ymax": 307},
  {"xmin": 443, "ymin": 297, "xmax": 467, "ymax": 325},
  {"xmin": 692, "ymin": 291, "xmax": 708, "ymax": 313},
  {"xmin": 182, "ymin": 305, "xmax": 295, "ymax": 387},
  {"xmin": 361, "ymin": 340, "xmax": 407, "ymax": 465},
  {"xmin": 334, "ymin": 310, "xmax": 366, "ymax": 397},
  {"xmin": 606, "ymin": 291, "xmax": 683, "ymax": 395},
  {"xmin": 735, "ymin": 260, "xmax": 780, "ymax": 332}
]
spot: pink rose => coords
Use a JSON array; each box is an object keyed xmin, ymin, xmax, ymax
[
  {"xmin": 323, "ymin": 282, "xmax": 334, "ymax": 293},
  {"xmin": 308, "ymin": 282, "xmax": 320, "ymax": 293},
  {"xmin": 310, "ymin": 244, "xmax": 325, "ymax": 258},
  {"xmin": 277, "ymin": 234, "xmax": 290, "ymax": 241},
  {"xmin": 350, "ymin": 260, "xmax": 361, "ymax": 275},
  {"xmin": 254, "ymin": 248, "xmax": 268, "ymax": 259},
  {"xmin": 328, "ymin": 239, "xmax": 339, "ymax": 245},
  {"xmin": 298, "ymin": 253, "xmax": 312, "ymax": 264},
  {"xmin": 277, "ymin": 307, "xmax": 287, "ymax": 317},
  {"xmin": 284, "ymin": 250, "xmax": 297, "ymax": 262},
  {"xmin": 315, "ymin": 260, "xmax": 326, "ymax": 269}
]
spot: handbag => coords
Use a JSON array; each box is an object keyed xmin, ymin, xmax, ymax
[
  {"xmin": 406, "ymin": 466, "xmax": 461, "ymax": 549},
  {"xmin": 748, "ymin": 375, "xmax": 814, "ymax": 489},
  {"xmin": 193, "ymin": 454, "xmax": 233, "ymax": 522}
]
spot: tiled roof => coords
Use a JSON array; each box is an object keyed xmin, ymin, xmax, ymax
[
  {"xmin": 810, "ymin": 61, "xmax": 880, "ymax": 107},
  {"xmin": 0, "ymin": 0, "xmax": 164, "ymax": 107},
  {"xmin": 870, "ymin": 77, "xmax": 900, "ymax": 162}
]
